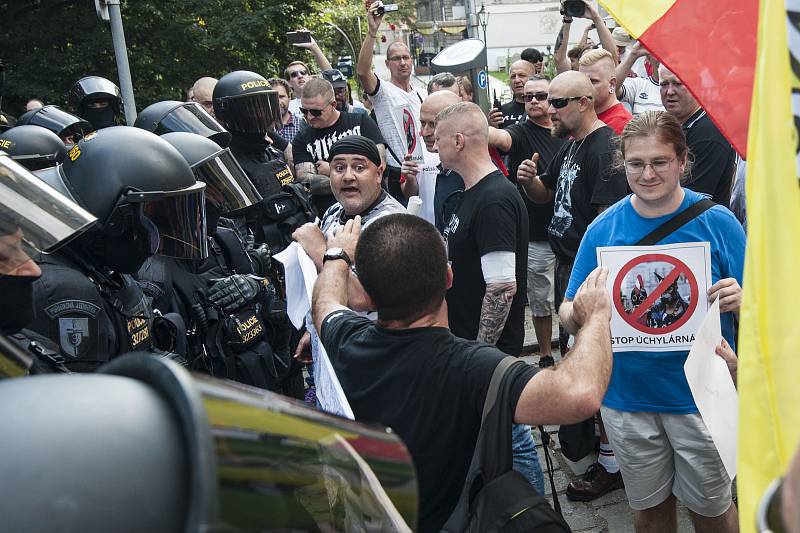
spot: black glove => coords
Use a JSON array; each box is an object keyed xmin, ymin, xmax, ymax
[
  {"xmin": 207, "ymin": 274, "xmax": 265, "ymax": 313},
  {"xmin": 248, "ymin": 243, "xmax": 272, "ymax": 276}
]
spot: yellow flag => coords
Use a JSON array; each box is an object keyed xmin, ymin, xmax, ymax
[{"xmin": 738, "ymin": 0, "xmax": 800, "ymax": 529}]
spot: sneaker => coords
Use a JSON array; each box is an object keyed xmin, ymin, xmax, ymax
[
  {"xmin": 565, "ymin": 461, "xmax": 624, "ymax": 502},
  {"xmin": 538, "ymin": 355, "xmax": 555, "ymax": 368}
]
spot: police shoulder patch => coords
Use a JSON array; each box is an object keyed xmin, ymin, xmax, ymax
[{"xmin": 44, "ymin": 300, "xmax": 101, "ymax": 319}]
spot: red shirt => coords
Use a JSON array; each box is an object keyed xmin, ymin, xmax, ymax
[{"xmin": 598, "ymin": 103, "xmax": 633, "ymax": 134}]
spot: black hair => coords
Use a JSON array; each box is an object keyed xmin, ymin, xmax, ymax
[
  {"xmin": 355, "ymin": 214, "xmax": 448, "ymax": 322},
  {"xmin": 521, "ymin": 48, "xmax": 543, "ymax": 63}
]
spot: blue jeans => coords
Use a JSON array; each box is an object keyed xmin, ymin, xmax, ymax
[{"xmin": 512, "ymin": 423, "xmax": 545, "ymax": 494}]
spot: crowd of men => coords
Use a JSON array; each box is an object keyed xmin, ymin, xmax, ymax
[{"xmin": 0, "ymin": 0, "xmax": 760, "ymax": 530}]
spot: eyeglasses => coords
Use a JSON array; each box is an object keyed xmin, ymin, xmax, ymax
[
  {"xmin": 523, "ymin": 92, "xmax": 548, "ymax": 103},
  {"xmin": 299, "ymin": 103, "xmax": 332, "ymax": 117},
  {"xmin": 388, "ymin": 55, "xmax": 412, "ymax": 62},
  {"xmin": 548, "ymin": 95, "xmax": 592, "ymax": 109},
  {"xmin": 624, "ymin": 157, "xmax": 676, "ymax": 176},
  {"xmin": 289, "ymin": 69, "xmax": 308, "ymax": 78}
]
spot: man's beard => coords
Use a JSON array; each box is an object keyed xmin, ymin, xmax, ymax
[{"xmin": 551, "ymin": 121, "xmax": 570, "ymax": 138}]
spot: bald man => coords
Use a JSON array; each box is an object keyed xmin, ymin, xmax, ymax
[
  {"xmin": 435, "ymin": 102, "xmax": 545, "ymax": 493},
  {"xmin": 191, "ymin": 77, "xmax": 218, "ymax": 117},
  {"xmin": 489, "ymin": 60, "xmax": 535, "ymax": 129},
  {"xmin": 358, "ymin": 0, "xmax": 427, "ymax": 200},
  {"xmin": 400, "ymin": 90, "xmax": 463, "ymax": 227},
  {"xmin": 579, "ymin": 49, "xmax": 632, "ymax": 134}
]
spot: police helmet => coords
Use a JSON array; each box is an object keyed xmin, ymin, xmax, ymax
[
  {"xmin": 160, "ymin": 132, "xmax": 260, "ymax": 215},
  {"xmin": 212, "ymin": 71, "xmax": 281, "ymax": 136},
  {"xmin": 37, "ymin": 127, "xmax": 208, "ymax": 262},
  {"xmin": 0, "ymin": 152, "xmax": 96, "ymax": 273},
  {"xmin": 0, "ymin": 125, "xmax": 68, "ymax": 171},
  {"xmin": 135, "ymin": 100, "xmax": 231, "ymax": 148},
  {"xmin": 16, "ymin": 105, "xmax": 93, "ymax": 146},
  {"xmin": 68, "ymin": 75, "xmax": 122, "ymax": 113}
]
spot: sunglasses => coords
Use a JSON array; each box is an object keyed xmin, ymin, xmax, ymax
[
  {"xmin": 548, "ymin": 95, "xmax": 592, "ymax": 109},
  {"xmin": 300, "ymin": 105, "xmax": 330, "ymax": 117},
  {"xmin": 523, "ymin": 92, "xmax": 548, "ymax": 103},
  {"xmin": 289, "ymin": 69, "xmax": 308, "ymax": 78}
]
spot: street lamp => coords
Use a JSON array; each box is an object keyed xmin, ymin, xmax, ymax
[{"xmin": 477, "ymin": 2, "xmax": 489, "ymax": 44}]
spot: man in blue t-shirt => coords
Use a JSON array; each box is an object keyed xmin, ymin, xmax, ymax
[{"xmin": 559, "ymin": 113, "xmax": 745, "ymax": 532}]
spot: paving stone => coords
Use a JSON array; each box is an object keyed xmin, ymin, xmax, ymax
[
  {"xmin": 544, "ymin": 468, "xmax": 571, "ymax": 497},
  {"xmin": 589, "ymin": 487, "xmax": 629, "ymax": 508},
  {"xmin": 597, "ymin": 501, "xmax": 636, "ymax": 533},
  {"xmin": 554, "ymin": 494, "xmax": 601, "ymax": 532}
]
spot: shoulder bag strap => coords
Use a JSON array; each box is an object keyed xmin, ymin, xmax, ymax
[{"xmin": 635, "ymin": 198, "xmax": 715, "ymax": 246}]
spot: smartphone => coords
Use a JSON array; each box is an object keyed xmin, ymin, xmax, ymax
[
  {"xmin": 287, "ymin": 31, "xmax": 312, "ymax": 45},
  {"xmin": 493, "ymin": 89, "xmax": 502, "ymax": 111}
]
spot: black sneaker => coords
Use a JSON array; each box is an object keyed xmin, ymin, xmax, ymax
[{"xmin": 538, "ymin": 355, "xmax": 555, "ymax": 368}]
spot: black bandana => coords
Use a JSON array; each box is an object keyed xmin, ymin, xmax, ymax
[{"xmin": 328, "ymin": 135, "xmax": 381, "ymax": 167}]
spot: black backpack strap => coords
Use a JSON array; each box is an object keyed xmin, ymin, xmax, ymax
[
  {"xmin": 538, "ymin": 427, "xmax": 563, "ymax": 515},
  {"xmin": 635, "ymin": 198, "xmax": 715, "ymax": 246}
]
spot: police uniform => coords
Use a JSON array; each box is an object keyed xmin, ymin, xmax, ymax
[{"xmin": 28, "ymin": 251, "xmax": 154, "ymax": 372}]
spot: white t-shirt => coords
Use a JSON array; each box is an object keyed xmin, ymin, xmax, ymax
[
  {"xmin": 620, "ymin": 76, "xmax": 664, "ymax": 115},
  {"xmin": 288, "ymin": 97, "xmax": 302, "ymax": 117},
  {"xmin": 417, "ymin": 149, "xmax": 440, "ymax": 225},
  {"xmin": 368, "ymin": 78, "xmax": 427, "ymax": 167}
]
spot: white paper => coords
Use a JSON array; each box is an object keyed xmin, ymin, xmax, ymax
[
  {"xmin": 597, "ymin": 242, "xmax": 712, "ymax": 352},
  {"xmin": 683, "ymin": 298, "xmax": 738, "ymax": 480},
  {"xmin": 274, "ymin": 242, "xmax": 354, "ymax": 419},
  {"xmin": 406, "ymin": 196, "xmax": 423, "ymax": 216},
  {"xmin": 391, "ymin": 103, "xmax": 425, "ymax": 164}
]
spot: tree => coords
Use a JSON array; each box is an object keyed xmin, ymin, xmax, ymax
[{"xmin": 0, "ymin": 0, "xmax": 319, "ymax": 116}]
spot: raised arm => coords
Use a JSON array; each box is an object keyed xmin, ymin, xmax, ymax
[
  {"xmin": 515, "ymin": 268, "xmax": 612, "ymax": 425},
  {"xmin": 615, "ymin": 42, "xmax": 648, "ymax": 98},
  {"xmin": 357, "ymin": 0, "xmax": 384, "ymax": 95},
  {"xmin": 554, "ymin": 19, "xmax": 572, "ymax": 74},
  {"xmin": 293, "ymin": 35, "xmax": 333, "ymax": 71},
  {"xmin": 582, "ymin": 2, "xmax": 619, "ymax": 62},
  {"xmin": 487, "ymin": 126, "xmax": 513, "ymax": 153}
]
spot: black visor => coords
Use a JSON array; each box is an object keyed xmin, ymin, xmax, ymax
[
  {"xmin": 192, "ymin": 149, "xmax": 261, "ymax": 214},
  {"xmin": 134, "ymin": 182, "xmax": 208, "ymax": 260},
  {"xmin": 0, "ymin": 156, "xmax": 96, "ymax": 273},
  {"xmin": 218, "ymin": 91, "xmax": 281, "ymax": 135},
  {"xmin": 155, "ymin": 103, "xmax": 231, "ymax": 148},
  {"xmin": 24, "ymin": 106, "xmax": 93, "ymax": 141}
]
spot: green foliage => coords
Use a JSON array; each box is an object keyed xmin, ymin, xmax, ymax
[{"xmin": 0, "ymin": 0, "xmax": 319, "ymax": 116}]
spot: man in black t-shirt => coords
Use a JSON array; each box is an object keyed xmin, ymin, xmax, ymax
[
  {"xmin": 312, "ymin": 213, "xmax": 613, "ymax": 532},
  {"xmin": 292, "ymin": 78, "xmax": 386, "ymax": 214},
  {"xmin": 659, "ymin": 65, "xmax": 735, "ymax": 207},
  {"xmin": 517, "ymin": 71, "xmax": 628, "ymax": 354},
  {"xmin": 488, "ymin": 76, "xmax": 566, "ymax": 367},
  {"xmin": 488, "ymin": 60, "xmax": 534, "ymax": 130}
]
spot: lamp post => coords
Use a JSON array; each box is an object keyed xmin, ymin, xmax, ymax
[{"xmin": 477, "ymin": 2, "xmax": 489, "ymax": 44}]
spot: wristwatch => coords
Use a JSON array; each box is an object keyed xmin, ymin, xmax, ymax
[{"xmin": 323, "ymin": 247, "xmax": 353, "ymax": 267}]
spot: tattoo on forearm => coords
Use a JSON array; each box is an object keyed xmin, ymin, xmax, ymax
[
  {"xmin": 477, "ymin": 281, "xmax": 516, "ymax": 345},
  {"xmin": 555, "ymin": 26, "xmax": 566, "ymax": 52}
]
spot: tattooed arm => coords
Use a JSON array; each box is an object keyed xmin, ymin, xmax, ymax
[
  {"xmin": 295, "ymin": 162, "xmax": 332, "ymax": 196},
  {"xmin": 554, "ymin": 20, "xmax": 572, "ymax": 74},
  {"xmin": 477, "ymin": 280, "xmax": 517, "ymax": 345}
]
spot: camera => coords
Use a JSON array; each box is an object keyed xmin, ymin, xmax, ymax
[
  {"xmin": 561, "ymin": 0, "xmax": 586, "ymax": 18},
  {"xmin": 371, "ymin": 2, "xmax": 399, "ymax": 16}
]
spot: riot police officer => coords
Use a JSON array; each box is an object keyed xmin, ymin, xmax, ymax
[
  {"xmin": 67, "ymin": 76, "xmax": 122, "ymax": 130},
  {"xmin": 0, "ymin": 125, "xmax": 67, "ymax": 171},
  {"xmin": 0, "ymin": 152, "xmax": 98, "ymax": 376},
  {"xmin": 27, "ymin": 127, "xmax": 208, "ymax": 371},
  {"xmin": 134, "ymin": 100, "xmax": 231, "ymax": 148},
  {"xmin": 139, "ymin": 131, "xmax": 299, "ymax": 394},
  {"xmin": 213, "ymin": 70, "xmax": 291, "ymax": 198},
  {"xmin": 15, "ymin": 105, "xmax": 93, "ymax": 147}
]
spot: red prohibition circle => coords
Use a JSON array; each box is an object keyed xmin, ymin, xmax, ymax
[{"xmin": 611, "ymin": 253, "xmax": 699, "ymax": 335}]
